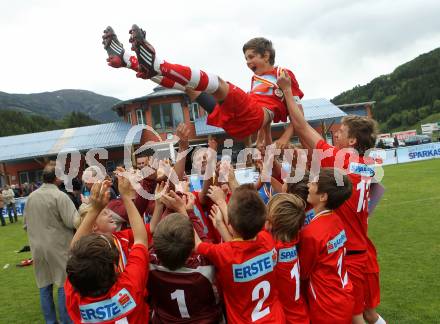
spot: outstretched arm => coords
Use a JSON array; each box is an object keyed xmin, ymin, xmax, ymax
[
  {"xmin": 117, "ymin": 167, "xmax": 148, "ymax": 247},
  {"xmin": 209, "ymin": 204, "xmax": 232, "ymax": 242},
  {"xmin": 71, "ymin": 181, "xmax": 111, "ymax": 247},
  {"xmin": 275, "ymin": 123, "xmax": 295, "ymax": 150},
  {"xmin": 199, "ymin": 138, "xmax": 218, "ymax": 205},
  {"xmin": 173, "ymin": 123, "xmax": 190, "ymax": 181},
  {"xmin": 149, "ymin": 182, "xmax": 167, "ymax": 234},
  {"xmin": 277, "ymin": 72, "xmax": 322, "ymax": 149}
]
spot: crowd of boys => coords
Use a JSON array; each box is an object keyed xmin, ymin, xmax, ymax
[{"xmin": 61, "ymin": 24, "xmax": 387, "ymax": 324}]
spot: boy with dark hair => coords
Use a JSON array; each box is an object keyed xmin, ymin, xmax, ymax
[
  {"xmin": 102, "ymin": 25, "xmax": 303, "ymax": 147},
  {"xmin": 299, "ymin": 167, "xmax": 354, "ymax": 323},
  {"xmin": 277, "ymin": 72, "xmax": 381, "ymax": 323},
  {"xmin": 195, "ymin": 185, "xmax": 285, "ymax": 323},
  {"xmin": 148, "ymin": 212, "xmax": 223, "ymax": 323},
  {"xmin": 283, "ymin": 170, "xmax": 316, "ymax": 226},
  {"xmin": 266, "ymin": 193, "xmax": 309, "ymax": 323},
  {"xmin": 65, "ymin": 169, "xmax": 150, "ymax": 323}
]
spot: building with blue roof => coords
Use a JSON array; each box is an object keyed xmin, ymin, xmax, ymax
[
  {"xmin": 0, "ymin": 85, "xmax": 373, "ymax": 187},
  {"xmin": 0, "ymin": 122, "xmax": 140, "ymax": 186}
]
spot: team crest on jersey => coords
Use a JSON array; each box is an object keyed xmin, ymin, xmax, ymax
[
  {"xmin": 274, "ymin": 88, "xmax": 284, "ymax": 99},
  {"xmin": 327, "ymin": 230, "xmax": 347, "ymax": 254},
  {"xmin": 349, "ymin": 162, "xmax": 375, "ymax": 177},
  {"xmin": 79, "ymin": 288, "xmax": 136, "ymax": 323},
  {"xmin": 278, "ymin": 246, "xmax": 298, "ymax": 263},
  {"xmin": 232, "ymin": 249, "xmax": 276, "ymax": 282}
]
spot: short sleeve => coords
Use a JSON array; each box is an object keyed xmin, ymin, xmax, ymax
[
  {"xmin": 196, "ymin": 242, "xmax": 223, "ymax": 266},
  {"xmin": 286, "ymin": 69, "xmax": 304, "ymax": 99},
  {"xmin": 119, "ymin": 244, "xmax": 149, "ymax": 291},
  {"xmin": 315, "ymin": 139, "xmax": 337, "ymax": 168}
]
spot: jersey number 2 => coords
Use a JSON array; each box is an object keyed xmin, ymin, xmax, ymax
[{"xmin": 251, "ymin": 281, "xmax": 271, "ymax": 322}]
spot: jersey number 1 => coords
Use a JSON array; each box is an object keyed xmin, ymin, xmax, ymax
[
  {"xmin": 290, "ymin": 262, "xmax": 300, "ymax": 301},
  {"xmin": 356, "ymin": 180, "xmax": 370, "ymax": 212},
  {"xmin": 337, "ymin": 251, "xmax": 348, "ymax": 288},
  {"xmin": 170, "ymin": 289, "xmax": 190, "ymax": 318}
]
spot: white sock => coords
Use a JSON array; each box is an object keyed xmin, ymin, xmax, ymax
[
  {"xmin": 153, "ymin": 56, "xmax": 163, "ymax": 74},
  {"xmin": 122, "ymin": 52, "xmax": 132, "ymax": 66},
  {"xmin": 375, "ymin": 315, "xmax": 386, "ymax": 324}
]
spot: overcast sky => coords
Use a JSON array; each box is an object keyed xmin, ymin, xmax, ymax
[{"xmin": 1, "ymin": 0, "xmax": 440, "ymax": 102}]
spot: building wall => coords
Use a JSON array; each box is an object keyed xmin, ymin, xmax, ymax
[
  {"xmin": 1, "ymin": 149, "xmax": 129, "ymax": 186},
  {"xmin": 1, "ymin": 91, "xmax": 368, "ymax": 186},
  {"xmin": 121, "ymin": 95, "xmax": 201, "ymax": 143}
]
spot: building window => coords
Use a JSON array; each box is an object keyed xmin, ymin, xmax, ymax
[
  {"xmin": 136, "ymin": 109, "xmax": 145, "ymax": 125},
  {"xmin": 189, "ymin": 103, "xmax": 200, "ymax": 122},
  {"xmin": 19, "ymin": 172, "xmax": 29, "ymax": 185},
  {"xmin": 127, "ymin": 112, "xmax": 132, "ymax": 124},
  {"xmin": 18, "ymin": 170, "xmax": 43, "ymax": 185},
  {"xmin": 151, "ymin": 102, "xmax": 184, "ymax": 131}
]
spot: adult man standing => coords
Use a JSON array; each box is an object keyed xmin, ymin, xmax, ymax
[
  {"xmin": 2, "ymin": 184, "xmax": 17, "ymax": 223},
  {"xmin": 24, "ymin": 163, "xmax": 79, "ymax": 324}
]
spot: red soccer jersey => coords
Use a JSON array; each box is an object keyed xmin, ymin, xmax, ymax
[
  {"xmin": 299, "ymin": 210, "xmax": 353, "ymax": 323},
  {"xmin": 65, "ymin": 244, "xmax": 149, "ymax": 324},
  {"xmin": 250, "ymin": 67, "xmax": 304, "ymax": 123},
  {"xmin": 272, "ymin": 234, "xmax": 309, "ymax": 323},
  {"xmin": 112, "ymin": 224, "xmax": 152, "ymax": 272},
  {"xmin": 197, "ymin": 231, "xmax": 285, "ymax": 324},
  {"xmin": 148, "ymin": 251, "xmax": 223, "ymax": 323},
  {"xmin": 316, "ymin": 139, "xmax": 374, "ymax": 252}
]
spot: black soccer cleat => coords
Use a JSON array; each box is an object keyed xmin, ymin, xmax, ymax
[
  {"xmin": 129, "ymin": 24, "xmax": 158, "ymax": 78},
  {"xmin": 102, "ymin": 26, "xmax": 126, "ymax": 67}
]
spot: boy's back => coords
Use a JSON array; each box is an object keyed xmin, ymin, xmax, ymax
[
  {"xmin": 148, "ymin": 251, "xmax": 222, "ymax": 324},
  {"xmin": 299, "ymin": 211, "xmax": 354, "ymax": 323},
  {"xmin": 65, "ymin": 243, "xmax": 149, "ymax": 324},
  {"xmin": 197, "ymin": 230, "xmax": 285, "ymax": 324},
  {"xmin": 273, "ymin": 237, "xmax": 309, "ymax": 324}
]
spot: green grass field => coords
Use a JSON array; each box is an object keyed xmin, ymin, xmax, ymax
[{"xmin": 0, "ymin": 159, "xmax": 439, "ymax": 323}]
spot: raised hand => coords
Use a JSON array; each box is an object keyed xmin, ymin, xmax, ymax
[
  {"xmin": 209, "ymin": 204, "xmax": 224, "ymax": 229},
  {"xmin": 276, "ymin": 69, "xmax": 292, "ymax": 92},
  {"xmin": 89, "ymin": 180, "xmax": 111, "ymax": 212},
  {"xmin": 160, "ymin": 191, "xmax": 187, "ymax": 214},
  {"xmin": 183, "ymin": 192, "xmax": 195, "ymax": 211},
  {"xmin": 207, "ymin": 185, "xmax": 226, "ymax": 205},
  {"xmin": 176, "ymin": 123, "xmax": 190, "ymax": 148}
]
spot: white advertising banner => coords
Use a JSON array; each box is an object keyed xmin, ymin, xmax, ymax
[
  {"xmin": 396, "ymin": 142, "xmax": 440, "ymax": 163},
  {"xmin": 1, "ymin": 197, "xmax": 27, "ymax": 217}
]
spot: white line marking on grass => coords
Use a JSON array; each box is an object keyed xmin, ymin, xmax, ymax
[
  {"xmin": 3, "ymin": 264, "xmax": 9, "ymax": 269},
  {"xmin": 380, "ymin": 196, "xmax": 440, "ymax": 207}
]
